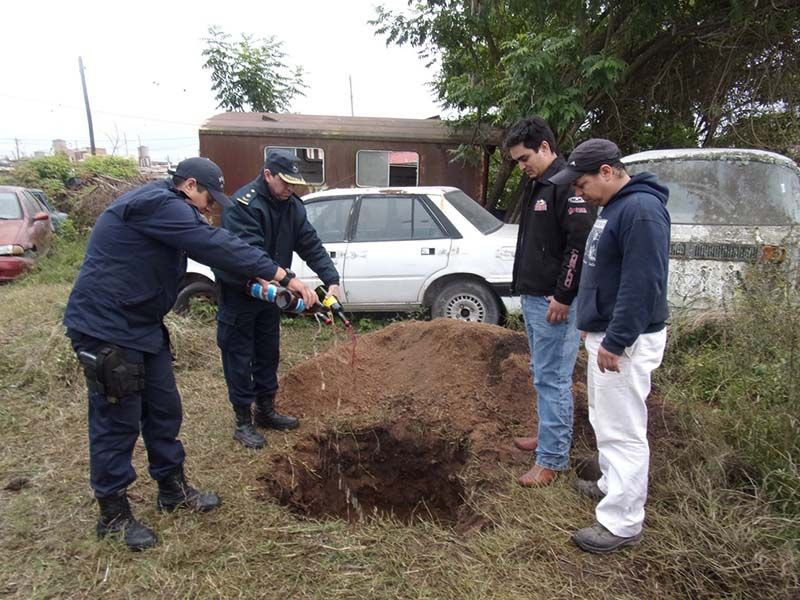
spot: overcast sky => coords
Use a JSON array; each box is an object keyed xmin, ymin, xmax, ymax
[{"xmin": 1, "ymin": 0, "xmax": 442, "ymax": 162}]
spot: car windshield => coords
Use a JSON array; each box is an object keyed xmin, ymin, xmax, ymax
[
  {"xmin": 0, "ymin": 192, "xmax": 22, "ymax": 220},
  {"xmin": 445, "ymin": 189, "xmax": 503, "ymax": 234},
  {"xmin": 626, "ymin": 157, "xmax": 800, "ymax": 225}
]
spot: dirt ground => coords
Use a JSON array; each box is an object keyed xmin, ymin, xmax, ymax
[{"xmin": 262, "ymin": 319, "xmax": 677, "ymax": 526}]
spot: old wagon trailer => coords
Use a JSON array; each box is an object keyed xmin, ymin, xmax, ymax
[{"xmin": 198, "ymin": 113, "xmax": 500, "ymax": 202}]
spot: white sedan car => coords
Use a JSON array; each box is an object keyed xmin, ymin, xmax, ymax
[{"xmin": 176, "ymin": 186, "xmax": 519, "ymax": 324}]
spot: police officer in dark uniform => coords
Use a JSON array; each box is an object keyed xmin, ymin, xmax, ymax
[
  {"xmin": 64, "ymin": 157, "xmax": 307, "ymax": 551},
  {"xmin": 215, "ymin": 149, "xmax": 340, "ymax": 449}
]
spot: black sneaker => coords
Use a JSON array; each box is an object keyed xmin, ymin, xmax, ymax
[
  {"xmin": 573, "ymin": 478, "xmax": 606, "ymax": 501},
  {"xmin": 572, "ymin": 522, "xmax": 642, "ymax": 554}
]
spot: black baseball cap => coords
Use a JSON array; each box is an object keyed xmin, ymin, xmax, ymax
[
  {"xmin": 168, "ymin": 157, "xmax": 232, "ymax": 207},
  {"xmin": 549, "ymin": 139, "xmax": 623, "ymax": 186},
  {"xmin": 264, "ymin": 149, "xmax": 307, "ymax": 185}
]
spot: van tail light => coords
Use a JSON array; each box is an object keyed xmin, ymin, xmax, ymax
[{"xmin": 760, "ymin": 245, "xmax": 786, "ymax": 263}]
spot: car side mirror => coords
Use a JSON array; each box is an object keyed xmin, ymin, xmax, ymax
[{"xmin": 33, "ymin": 212, "xmax": 50, "ymax": 222}]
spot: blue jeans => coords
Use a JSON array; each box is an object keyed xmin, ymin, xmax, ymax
[{"xmin": 521, "ymin": 295, "xmax": 581, "ymax": 471}]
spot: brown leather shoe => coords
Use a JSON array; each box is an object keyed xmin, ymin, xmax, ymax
[
  {"xmin": 518, "ymin": 465, "xmax": 559, "ymax": 487},
  {"xmin": 513, "ymin": 436, "xmax": 538, "ymax": 452}
]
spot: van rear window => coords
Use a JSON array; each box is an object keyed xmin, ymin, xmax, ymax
[{"xmin": 626, "ymin": 158, "xmax": 800, "ymax": 225}]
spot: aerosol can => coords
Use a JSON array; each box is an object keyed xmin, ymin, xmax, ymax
[{"xmin": 247, "ymin": 281, "xmax": 332, "ymax": 324}]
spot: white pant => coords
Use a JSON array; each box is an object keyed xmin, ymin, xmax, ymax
[{"xmin": 585, "ymin": 329, "xmax": 667, "ymax": 537}]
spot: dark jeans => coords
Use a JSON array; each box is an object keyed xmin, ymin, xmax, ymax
[
  {"xmin": 216, "ymin": 288, "xmax": 281, "ymax": 408},
  {"xmin": 68, "ymin": 329, "xmax": 185, "ymax": 498}
]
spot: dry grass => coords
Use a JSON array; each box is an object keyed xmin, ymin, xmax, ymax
[{"xmin": 0, "ymin": 280, "xmax": 798, "ymax": 599}]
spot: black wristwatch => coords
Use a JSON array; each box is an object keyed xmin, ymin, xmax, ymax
[{"xmin": 279, "ymin": 269, "xmax": 296, "ymax": 287}]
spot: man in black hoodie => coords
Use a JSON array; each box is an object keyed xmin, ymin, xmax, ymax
[
  {"xmin": 504, "ymin": 117, "xmax": 597, "ymax": 487},
  {"xmin": 550, "ymin": 138, "xmax": 670, "ymax": 554}
]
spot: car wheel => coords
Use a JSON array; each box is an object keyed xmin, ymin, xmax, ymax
[
  {"xmin": 431, "ymin": 280, "xmax": 502, "ymax": 324},
  {"xmin": 173, "ymin": 280, "xmax": 218, "ymax": 314}
]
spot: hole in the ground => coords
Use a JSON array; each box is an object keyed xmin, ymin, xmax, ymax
[{"xmin": 263, "ymin": 424, "xmax": 472, "ymax": 525}]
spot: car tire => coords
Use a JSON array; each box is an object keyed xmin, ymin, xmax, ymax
[
  {"xmin": 430, "ymin": 280, "xmax": 502, "ymax": 324},
  {"xmin": 173, "ymin": 280, "xmax": 218, "ymax": 314}
]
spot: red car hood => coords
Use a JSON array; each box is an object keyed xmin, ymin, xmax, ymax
[{"xmin": 0, "ymin": 220, "xmax": 24, "ymax": 245}]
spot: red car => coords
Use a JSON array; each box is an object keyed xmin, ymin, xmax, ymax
[{"xmin": 0, "ymin": 185, "xmax": 54, "ymax": 281}]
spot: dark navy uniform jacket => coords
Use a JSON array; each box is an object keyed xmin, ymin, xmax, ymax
[
  {"xmin": 64, "ymin": 179, "xmax": 281, "ymax": 353},
  {"xmin": 214, "ymin": 175, "xmax": 339, "ymax": 293}
]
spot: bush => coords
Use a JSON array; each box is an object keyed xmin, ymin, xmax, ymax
[
  {"xmin": 11, "ymin": 155, "xmax": 75, "ymax": 200},
  {"xmin": 659, "ymin": 261, "xmax": 800, "ymax": 514},
  {"xmin": 77, "ymin": 155, "xmax": 138, "ymax": 179}
]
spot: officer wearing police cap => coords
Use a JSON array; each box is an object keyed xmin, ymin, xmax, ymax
[
  {"xmin": 64, "ymin": 156, "xmax": 297, "ymax": 551},
  {"xmin": 214, "ymin": 149, "xmax": 341, "ymax": 449}
]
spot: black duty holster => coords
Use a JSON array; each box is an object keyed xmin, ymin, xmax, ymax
[{"xmin": 77, "ymin": 346, "xmax": 145, "ymax": 404}]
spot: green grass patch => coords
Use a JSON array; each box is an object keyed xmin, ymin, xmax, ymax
[
  {"xmin": 19, "ymin": 221, "xmax": 87, "ymax": 286},
  {"xmin": 658, "ymin": 262, "xmax": 800, "ymax": 515},
  {"xmin": 0, "ymin": 242, "xmax": 797, "ymax": 598}
]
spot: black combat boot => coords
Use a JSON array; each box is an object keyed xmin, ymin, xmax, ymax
[
  {"xmin": 96, "ymin": 489, "xmax": 159, "ymax": 551},
  {"xmin": 233, "ymin": 404, "xmax": 266, "ymax": 449},
  {"xmin": 253, "ymin": 394, "xmax": 300, "ymax": 430},
  {"xmin": 156, "ymin": 466, "xmax": 221, "ymax": 513}
]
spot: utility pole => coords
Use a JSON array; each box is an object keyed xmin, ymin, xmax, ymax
[
  {"xmin": 14, "ymin": 138, "xmax": 20, "ymax": 160},
  {"xmin": 78, "ymin": 56, "xmax": 96, "ymax": 156},
  {"xmin": 349, "ymin": 75, "xmax": 354, "ymax": 117}
]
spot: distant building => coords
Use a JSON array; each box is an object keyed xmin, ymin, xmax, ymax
[
  {"xmin": 51, "ymin": 139, "xmax": 106, "ymax": 162},
  {"xmin": 138, "ymin": 145, "xmax": 151, "ymax": 167},
  {"xmin": 52, "ymin": 139, "xmax": 68, "ymax": 155}
]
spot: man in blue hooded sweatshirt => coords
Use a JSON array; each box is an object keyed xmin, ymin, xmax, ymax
[{"xmin": 550, "ymin": 139, "xmax": 670, "ymax": 553}]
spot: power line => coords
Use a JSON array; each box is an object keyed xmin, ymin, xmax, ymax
[{"xmin": 0, "ymin": 93, "xmax": 206, "ymax": 127}]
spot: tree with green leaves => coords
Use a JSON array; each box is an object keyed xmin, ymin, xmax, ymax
[
  {"xmin": 202, "ymin": 26, "xmax": 306, "ymax": 113},
  {"xmin": 372, "ymin": 1, "xmax": 799, "ymax": 216}
]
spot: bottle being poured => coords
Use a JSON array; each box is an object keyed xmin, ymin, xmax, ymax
[{"xmin": 315, "ymin": 285, "xmax": 352, "ymax": 327}]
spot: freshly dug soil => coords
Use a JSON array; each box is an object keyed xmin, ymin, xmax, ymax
[{"xmin": 262, "ymin": 319, "xmax": 676, "ymax": 524}]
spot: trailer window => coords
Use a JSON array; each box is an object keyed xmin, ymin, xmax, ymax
[
  {"xmin": 356, "ymin": 150, "xmax": 419, "ymax": 187},
  {"xmin": 264, "ymin": 146, "xmax": 325, "ymax": 185}
]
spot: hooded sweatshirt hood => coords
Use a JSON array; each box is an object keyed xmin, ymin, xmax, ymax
[{"xmin": 609, "ymin": 172, "xmax": 669, "ymax": 208}]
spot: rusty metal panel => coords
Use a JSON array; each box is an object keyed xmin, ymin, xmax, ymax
[{"xmin": 200, "ymin": 127, "xmax": 490, "ymax": 201}]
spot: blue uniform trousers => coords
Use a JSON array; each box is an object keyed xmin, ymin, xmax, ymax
[
  {"xmin": 68, "ymin": 329, "xmax": 185, "ymax": 498},
  {"xmin": 216, "ymin": 284, "xmax": 281, "ymax": 408}
]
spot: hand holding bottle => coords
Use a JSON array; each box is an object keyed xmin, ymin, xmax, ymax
[
  {"xmin": 286, "ymin": 277, "xmax": 317, "ymax": 309},
  {"xmin": 315, "ymin": 285, "xmax": 351, "ymax": 327}
]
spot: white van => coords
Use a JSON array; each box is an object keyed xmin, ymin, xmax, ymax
[{"xmin": 622, "ymin": 148, "xmax": 800, "ymax": 309}]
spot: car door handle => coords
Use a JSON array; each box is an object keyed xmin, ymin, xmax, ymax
[
  {"xmin": 329, "ymin": 250, "xmax": 336, "ymax": 258},
  {"xmin": 420, "ymin": 248, "xmax": 436, "ymax": 255}
]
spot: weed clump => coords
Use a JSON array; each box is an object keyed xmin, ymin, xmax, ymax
[{"xmin": 660, "ymin": 262, "xmax": 800, "ymax": 514}]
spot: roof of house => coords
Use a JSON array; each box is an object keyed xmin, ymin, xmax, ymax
[{"xmin": 200, "ymin": 112, "xmax": 502, "ymax": 145}]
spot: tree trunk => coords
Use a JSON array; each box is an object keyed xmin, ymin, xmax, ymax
[
  {"xmin": 484, "ymin": 158, "xmax": 515, "ymax": 213},
  {"xmin": 505, "ymin": 174, "xmax": 529, "ymax": 224}
]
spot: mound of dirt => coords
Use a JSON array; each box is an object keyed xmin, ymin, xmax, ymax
[{"xmin": 263, "ymin": 319, "xmax": 675, "ymax": 525}]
